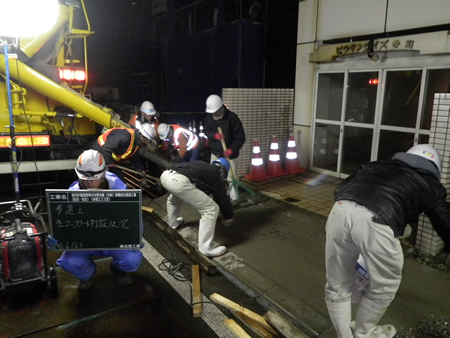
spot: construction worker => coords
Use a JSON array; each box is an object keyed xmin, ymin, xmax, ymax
[
  {"xmin": 53, "ymin": 150, "xmax": 143, "ymax": 290},
  {"xmin": 157, "ymin": 123, "xmax": 200, "ymax": 162},
  {"xmin": 325, "ymin": 144, "xmax": 450, "ymax": 338},
  {"xmin": 160, "ymin": 158, "xmax": 233, "ymax": 257},
  {"xmin": 92, "ymin": 124, "xmax": 156, "ymax": 187},
  {"xmin": 128, "ymin": 100, "xmax": 160, "ymax": 131},
  {"xmin": 203, "ymin": 94, "xmax": 245, "ymax": 185}
]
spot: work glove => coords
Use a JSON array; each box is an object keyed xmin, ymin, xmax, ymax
[
  {"xmin": 214, "ymin": 133, "xmax": 224, "ymax": 141},
  {"xmin": 47, "ymin": 235, "xmax": 58, "ymax": 248},
  {"xmin": 224, "ymin": 149, "xmax": 234, "ymax": 158},
  {"xmin": 222, "ymin": 218, "xmax": 234, "ymax": 227}
]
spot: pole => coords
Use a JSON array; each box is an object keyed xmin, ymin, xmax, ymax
[{"xmin": 3, "ymin": 42, "xmax": 21, "ymax": 203}]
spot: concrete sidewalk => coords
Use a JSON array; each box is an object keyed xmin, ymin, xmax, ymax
[{"xmin": 146, "ymin": 193, "xmax": 450, "ymax": 337}]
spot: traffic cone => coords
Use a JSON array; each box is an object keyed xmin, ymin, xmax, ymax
[
  {"xmin": 285, "ymin": 131, "xmax": 305, "ymax": 174},
  {"xmin": 245, "ymin": 139, "xmax": 271, "ymax": 181},
  {"xmin": 267, "ymin": 135, "xmax": 286, "ymax": 177}
]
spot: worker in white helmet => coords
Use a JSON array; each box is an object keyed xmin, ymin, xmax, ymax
[
  {"xmin": 325, "ymin": 144, "xmax": 450, "ymax": 338},
  {"xmin": 204, "ymin": 94, "xmax": 246, "ymax": 198},
  {"xmin": 52, "ymin": 150, "xmax": 143, "ymax": 290},
  {"xmin": 157, "ymin": 123, "xmax": 200, "ymax": 162},
  {"xmin": 129, "ymin": 100, "xmax": 160, "ymax": 131}
]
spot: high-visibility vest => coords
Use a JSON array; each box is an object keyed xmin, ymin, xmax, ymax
[
  {"xmin": 172, "ymin": 125, "xmax": 199, "ymax": 151},
  {"xmin": 98, "ymin": 128, "xmax": 139, "ymax": 161}
]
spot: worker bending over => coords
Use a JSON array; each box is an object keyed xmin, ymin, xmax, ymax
[
  {"xmin": 157, "ymin": 123, "xmax": 200, "ymax": 162},
  {"xmin": 325, "ymin": 144, "xmax": 450, "ymax": 338},
  {"xmin": 54, "ymin": 150, "xmax": 143, "ymax": 290},
  {"xmin": 160, "ymin": 158, "xmax": 233, "ymax": 257},
  {"xmin": 92, "ymin": 124, "xmax": 156, "ymax": 187}
]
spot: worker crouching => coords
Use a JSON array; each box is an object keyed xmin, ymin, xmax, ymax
[
  {"xmin": 160, "ymin": 158, "xmax": 233, "ymax": 257},
  {"xmin": 53, "ymin": 150, "xmax": 143, "ymax": 290}
]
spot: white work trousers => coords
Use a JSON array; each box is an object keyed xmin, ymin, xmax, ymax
[
  {"xmin": 160, "ymin": 170, "xmax": 219, "ymax": 221},
  {"xmin": 325, "ymin": 201, "xmax": 403, "ymax": 307}
]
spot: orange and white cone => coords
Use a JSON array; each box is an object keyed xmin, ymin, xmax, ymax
[
  {"xmin": 285, "ymin": 131, "xmax": 305, "ymax": 175},
  {"xmin": 244, "ymin": 139, "xmax": 271, "ymax": 181},
  {"xmin": 267, "ymin": 135, "xmax": 286, "ymax": 177}
]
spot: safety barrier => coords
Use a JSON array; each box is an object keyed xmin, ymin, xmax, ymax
[
  {"xmin": 244, "ymin": 139, "xmax": 271, "ymax": 181},
  {"xmin": 285, "ymin": 131, "xmax": 305, "ymax": 174}
]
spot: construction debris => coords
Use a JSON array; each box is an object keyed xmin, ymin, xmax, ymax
[
  {"xmin": 210, "ymin": 293, "xmax": 278, "ymax": 335},
  {"xmin": 232, "ymin": 310, "xmax": 274, "ymax": 338},
  {"xmin": 192, "ymin": 265, "xmax": 202, "ymax": 317},
  {"xmin": 224, "ymin": 319, "xmax": 252, "ymax": 338}
]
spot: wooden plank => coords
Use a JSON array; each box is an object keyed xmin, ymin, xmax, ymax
[
  {"xmin": 141, "ymin": 205, "xmax": 154, "ymax": 213},
  {"xmin": 224, "ymin": 319, "xmax": 252, "ymax": 338},
  {"xmin": 263, "ymin": 309, "xmax": 309, "ymax": 338},
  {"xmin": 210, "ymin": 293, "xmax": 277, "ymax": 335},
  {"xmin": 192, "ymin": 265, "xmax": 202, "ymax": 317},
  {"xmin": 232, "ymin": 310, "xmax": 274, "ymax": 338},
  {"xmin": 145, "ymin": 212, "xmax": 217, "ymax": 275}
]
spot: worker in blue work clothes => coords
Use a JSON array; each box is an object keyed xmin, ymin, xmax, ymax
[
  {"xmin": 203, "ymin": 94, "xmax": 245, "ymax": 199},
  {"xmin": 159, "ymin": 158, "xmax": 233, "ymax": 257},
  {"xmin": 92, "ymin": 124, "xmax": 156, "ymax": 187},
  {"xmin": 50, "ymin": 150, "xmax": 143, "ymax": 290},
  {"xmin": 325, "ymin": 144, "xmax": 450, "ymax": 338}
]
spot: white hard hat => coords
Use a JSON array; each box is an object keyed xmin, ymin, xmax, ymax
[
  {"xmin": 157, "ymin": 123, "xmax": 170, "ymax": 139},
  {"xmin": 205, "ymin": 94, "xmax": 223, "ymax": 113},
  {"xmin": 75, "ymin": 149, "xmax": 106, "ymax": 180},
  {"xmin": 139, "ymin": 123, "xmax": 156, "ymax": 140},
  {"xmin": 407, "ymin": 144, "xmax": 441, "ymax": 176},
  {"xmin": 140, "ymin": 101, "xmax": 156, "ymax": 115}
]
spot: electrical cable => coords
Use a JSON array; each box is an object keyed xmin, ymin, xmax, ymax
[{"xmin": 146, "ymin": 215, "xmax": 213, "ymax": 307}]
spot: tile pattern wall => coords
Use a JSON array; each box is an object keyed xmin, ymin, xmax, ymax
[
  {"xmin": 416, "ymin": 93, "xmax": 449, "ymax": 255},
  {"xmin": 222, "ymin": 88, "xmax": 295, "ymax": 177}
]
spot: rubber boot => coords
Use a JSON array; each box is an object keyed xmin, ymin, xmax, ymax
[
  {"xmin": 166, "ymin": 200, "xmax": 184, "ymax": 229},
  {"xmin": 325, "ymin": 299, "xmax": 354, "ymax": 338},
  {"xmin": 352, "ymin": 297, "xmax": 396, "ymax": 338},
  {"xmin": 198, "ymin": 219, "xmax": 226, "ymax": 257}
]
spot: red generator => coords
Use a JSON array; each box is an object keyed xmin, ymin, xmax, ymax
[{"xmin": 0, "ymin": 200, "xmax": 58, "ymax": 296}]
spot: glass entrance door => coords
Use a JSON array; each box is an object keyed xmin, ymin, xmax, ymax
[{"xmin": 312, "ymin": 68, "xmax": 434, "ymax": 177}]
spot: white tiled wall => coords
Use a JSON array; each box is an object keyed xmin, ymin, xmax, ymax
[
  {"xmin": 416, "ymin": 93, "xmax": 449, "ymax": 255},
  {"xmin": 222, "ymin": 88, "xmax": 295, "ymax": 178}
]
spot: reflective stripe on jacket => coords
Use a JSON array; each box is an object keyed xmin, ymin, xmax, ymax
[
  {"xmin": 98, "ymin": 128, "xmax": 138, "ymax": 161},
  {"xmin": 172, "ymin": 125, "xmax": 199, "ymax": 150}
]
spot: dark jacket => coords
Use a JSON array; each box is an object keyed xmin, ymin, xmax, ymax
[
  {"xmin": 92, "ymin": 128, "xmax": 144, "ymax": 172},
  {"xmin": 204, "ymin": 107, "xmax": 245, "ymax": 159},
  {"xmin": 170, "ymin": 161, "xmax": 234, "ymax": 220},
  {"xmin": 334, "ymin": 154, "xmax": 450, "ymax": 245}
]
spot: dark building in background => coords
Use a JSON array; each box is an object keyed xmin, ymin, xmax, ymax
[{"xmin": 86, "ymin": 0, "xmax": 298, "ymax": 113}]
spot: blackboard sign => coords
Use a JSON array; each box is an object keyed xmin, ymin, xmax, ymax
[{"xmin": 46, "ymin": 189, "xmax": 142, "ymax": 251}]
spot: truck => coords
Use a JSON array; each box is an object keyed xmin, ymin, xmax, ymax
[{"xmin": 0, "ymin": 0, "xmax": 168, "ymax": 177}]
